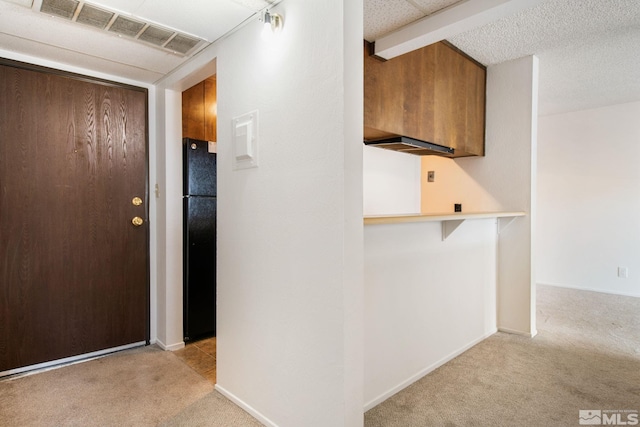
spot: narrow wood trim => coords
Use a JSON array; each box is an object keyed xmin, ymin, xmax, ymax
[{"xmin": 364, "ymin": 40, "xmax": 387, "ymax": 62}]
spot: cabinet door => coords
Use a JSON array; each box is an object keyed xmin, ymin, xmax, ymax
[
  {"xmin": 464, "ymin": 57, "xmax": 486, "ymax": 156},
  {"xmin": 204, "ymin": 77, "xmax": 217, "ymax": 142},
  {"xmin": 364, "ymin": 42, "xmax": 436, "ymax": 143},
  {"xmin": 364, "ymin": 43, "xmax": 405, "ymax": 140},
  {"xmin": 434, "ymin": 43, "xmax": 485, "ymax": 157},
  {"xmin": 183, "ymin": 81, "xmax": 206, "ymax": 141},
  {"xmin": 401, "ymin": 45, "xmax": 435, "ymax": 143},
  {"xmin": 182, "ymin": 78, "xmax": 217, "ymax": 142},
  {"xmin": 364, "ymin": 41, "xmax": 485, "ymax": 158}
]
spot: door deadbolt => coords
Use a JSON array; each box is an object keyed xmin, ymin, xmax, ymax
[
  {"xmin": 132, "ymin": 216, "xmax": 144, "ymax": 226},
  {"xmin": 132, "ymin": 197, "xmax": 143, "ymax": 206}
]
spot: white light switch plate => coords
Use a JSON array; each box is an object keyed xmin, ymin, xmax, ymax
[{"xmin": 232, "ymin": 110, "xmax": 258, "ymax": 170}]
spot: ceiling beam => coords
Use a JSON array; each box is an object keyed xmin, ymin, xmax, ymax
[{"xmin": 373, "ymin": 0, "xmax": 543, "ymax": 60}]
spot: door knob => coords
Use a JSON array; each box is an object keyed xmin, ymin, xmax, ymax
[
  {"xmin": 132, "ymin": 216, "xmax": 144, "ymax": 226},
  {"xmin": 132, "ymin": 197, "xmax": 143, "ymax": 206}
]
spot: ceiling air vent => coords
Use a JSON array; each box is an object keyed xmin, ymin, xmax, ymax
[
  {"xmin": 138, "ymin": 25, "xmax": 174, "ymax": 47},
  {"xmin": 165, "ymin": 34, "xmax": 200, "ymax": 55},
  {"xmin": 76, "ymin": 3, "xmax": 113, "ymax": 29},
  {"xmin": 40, "ymin": 0, "xmax": 79, "ymax": 20},
  {"xmin": 108, "ymin": 15, "xmax": 145, "ymax": 38},
  {"xmin": 39, "ymin": 0, "xmax": 207, "ymax": 57}
]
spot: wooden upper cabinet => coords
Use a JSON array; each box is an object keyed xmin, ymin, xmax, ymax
[
  {"xmin": 183, "ymin": 81, "xmax": 205, "ymax": 140},
  {"xmin": 204, "ymin": 77, "xmax": 217, "ymax": 143},
  {"xmin": 182, "ymin": 76, "xmax": 217, "ymax": 142},
  {"xmin": 364, "ymin": 41, "xmax": 485, "ymax": 157}
]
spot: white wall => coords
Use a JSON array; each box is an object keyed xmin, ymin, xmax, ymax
[
  {"xmin": 361, "ymin": 57, "xmax": 539, "ymax": 408},
  {"xmin": 538, "ymin": 101, "xmax": 640, "ymax": 297},
  {"xmin": 216, "ymin": 3, "xmax": 363, "ymax": 424},
  {"xmin": 364, "ymin": 219, "xmax": 497, "ymax": 409},
  {"xmin": 363, "ymin": 146, "xmax": 420, "ymax": 215},
  {"xmin": 422, "ymin": 56, "xmax": 539, "ymax": 336},
  {"xmin": 420, "ymin": 156, "xmax": 499, "ymax": 214},
  {"xmin": 157, "ymin": 1, "xmax": 364, "ymax": 426}
]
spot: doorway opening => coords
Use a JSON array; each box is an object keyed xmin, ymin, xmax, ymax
[{"xmin": 175, "ymin": 74, "xmax": 218, "ymax": 383}]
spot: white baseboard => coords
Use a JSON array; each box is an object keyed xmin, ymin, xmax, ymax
[
  {"xmin": 538, "ymin": 282, "xmax": 640, "ymax": 298},
  {"xmin": 156, "ymin": 338, "xmax": 185, "ymax": 351},
  {"xmin": 215, "ymin": 384, "xmax": 278, "ymax": 427},
  {"xmin": 364, "ymin": 329, "xmax": 497, "ymax": 411}
]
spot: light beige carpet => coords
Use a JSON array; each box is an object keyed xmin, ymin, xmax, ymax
[
  {"xmin": 2, "ymin": 285, "xmax": 638, "ymax": 426},
  {"xmin": 160, "ymin": 390, "xmax": 262, "ymax": 427},
  {"xmin": 365, "ymin": 285, "xmax": 640, "ymax": 426},
  {"xmin": 0, "ymin": 345, "xmax": 222, "ymax": 426}
]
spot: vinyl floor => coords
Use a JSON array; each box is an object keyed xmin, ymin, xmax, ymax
[{"xmin": 173, "ymin": 336, "xmax": 217, "ymax": 384}]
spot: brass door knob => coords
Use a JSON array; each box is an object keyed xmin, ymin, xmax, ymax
[
  {"xmin": 132, "ymin": 197, "xmax": 143, "ymax": 206},
  {"xmin": 132, "ymin": 216, "xmax": 144, "ymax": 226}
]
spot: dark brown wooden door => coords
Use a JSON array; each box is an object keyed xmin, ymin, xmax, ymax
[{"xmin": 0, "ymin": 62, "xmax": 149, "ymax": 373}]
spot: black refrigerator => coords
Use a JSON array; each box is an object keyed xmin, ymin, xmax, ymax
[{"xmin": 183, "ymin": 138, "xmax": 217, "ymax": 341}]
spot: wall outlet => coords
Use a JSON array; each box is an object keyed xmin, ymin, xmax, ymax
[{"xmin": 618, "ymin": 267, "xmax": 629, "ymax": 278}]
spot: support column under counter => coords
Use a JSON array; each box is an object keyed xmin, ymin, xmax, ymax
[{"xmin": 362, "ymin": 211, "xmax": 526, "ymax": 410}]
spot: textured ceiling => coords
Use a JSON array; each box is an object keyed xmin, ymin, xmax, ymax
[
  {"xmin": 366, "ymin": 0, "xmax": 640, "ymax": 116},
  {"xmin": 364, "ymin": 0, "xmax": 459, "ymax": 41},
  {"xmin": 0, "ymin": 0, "xmax": 638, "ymax": 116},
  {"xmin": 447, "ymin": 0, "xmax": 640, "ymax": 115}
]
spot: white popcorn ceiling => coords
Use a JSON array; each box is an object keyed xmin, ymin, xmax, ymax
[
  {"xmin": 448, "ymin": 0, "xmax": 640, "ymax": 115},
  {"xmin": 365, "ymin": 0, "xmax": 640, "ymax": 115},
  {"xmin": 364, "ymin": 0, "xmax": 460, "ymax": 41}
]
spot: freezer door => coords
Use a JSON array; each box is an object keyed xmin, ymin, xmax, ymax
[
  {"xmin": 183, "ymin": 196, "xmax": 217, "ymax": 340},
  {"xmin": 183, "ymin": 138, "xmax": 217, "ymax": 197}
]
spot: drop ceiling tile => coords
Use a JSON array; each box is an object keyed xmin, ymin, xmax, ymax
[
  {"xmin": 0, "ymin": 2, "xmax": 185, "ymax": 78},
  {"xmin": 364, "ymin": 0, "xmax": 424, "ymax": 41},
  {"xmin": 410, "ymin": 0, "xmax": 461, "ymax": 15},
  {"xmin": 88, "ymin": 0, "xmax": 146, "ymax": 13},
  {"xmin": 0, "ymin": 32, "xmax": 165, "ymax": 82},
  {"xmin": 229, "ymin": 0, "xmax": 273, "ymax": 11},
  {"xmin": 94, "ymin": 0, "xmax": 254, "ymax": 41},
  {"xmin": 3, "ymin": 0, "xmax": 33, "ymax": 6}
]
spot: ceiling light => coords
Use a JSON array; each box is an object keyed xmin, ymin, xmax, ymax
[{"xmin": 261, "ymin": 10, "xmax": 283, "ymax": 37}]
